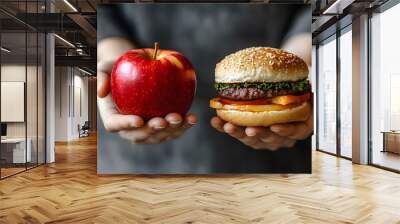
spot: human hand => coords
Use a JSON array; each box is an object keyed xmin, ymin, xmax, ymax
[
  {"xmin": 210, "ymin": 114, "xmax": 313, "ymax": 150},
  {"xmin": 97, "ymin": 37, "xmax": 198, "ymax": 144},
  {"xmin": 111, "ymin": 112, "xmax": 198, "ymax": 144}
]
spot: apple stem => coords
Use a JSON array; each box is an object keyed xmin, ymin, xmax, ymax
[{"xmin": 153, "ymin": 42, "xmax": 159, "ymax": 60}]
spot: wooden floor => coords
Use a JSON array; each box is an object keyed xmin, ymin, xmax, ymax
[
  {"xmin": 373, "ymin": 150, "xmax": 400, "ymax": 171},
  {"xmin": 1, "ymin": 163, "xmax": 44, "ymax": 178},
  {"xmin": 1, "ymin": 167, "xmax": 26, "ymax": 178},
  {"xmin": 1, "ymin": 135, "xmax": 400, "ymax": 224}
]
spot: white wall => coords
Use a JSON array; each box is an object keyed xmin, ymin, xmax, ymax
[
  {"xmin": 1, "ymin": 65, "xmax": 41, "ymax": 137},
  {"xmin": 54, "ymin": 67, "xmax": 89, "ymax": 141},
  {"xmin": 1, "ymin": 64, "xmax": 46, "ymax": 164},
  {"xmin": 1, "ymin": 65, "xmax": 27, "ymax": 142},
  {"xmin": 55, "ymin": 67, "xmax": 69, "ymax": 141},
  {"xmin": 72, "ymin": 73, "xmax": 89, "ymax": 138}
]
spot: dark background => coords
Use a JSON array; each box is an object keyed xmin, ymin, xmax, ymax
[{"xmin": 97, "ymin": 4, "xmax": 312, "ymax": 174}]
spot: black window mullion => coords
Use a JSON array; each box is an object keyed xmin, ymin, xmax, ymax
[
  {"xmin": 25, "ymin": 0, "xmax": 28, "ymax": 171},
  {"xmin": 36, "ymin": 0, "xmax": 39, "ymax": 168},
  {"xmin": 336, "ymin": 29, "xmax": 341, "ymax": 157},
  {"xmin": 44, "ymin": 33, "xmax": 47, "ymax": 164},
  {"xmin": 367, "ymin": 11, "xmax": 373, "ymax": 165},
  {"xmin": 315, "ymin": 45, "xmax": 319, "ymax": 151},
  {"xmin": 44, "ymin": 0, "xmax": 48, "ymax": 165}
]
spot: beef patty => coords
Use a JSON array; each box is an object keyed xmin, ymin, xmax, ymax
[{"xmin": 218, "ymin": 87, "xmax": 309, "ymax": 101}]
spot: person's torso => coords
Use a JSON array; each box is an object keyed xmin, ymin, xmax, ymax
[{"xmin": 98, "ymin": 4, "xmax": 311, "ymax": 174}]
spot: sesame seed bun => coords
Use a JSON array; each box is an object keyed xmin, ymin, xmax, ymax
[
  {"xmin": 216, "ymin": 101, "xmax": 312, "ymax": 127},
  {"xmin": 215, "ymin": 47, "xmax": 309, "ymax": 83}
]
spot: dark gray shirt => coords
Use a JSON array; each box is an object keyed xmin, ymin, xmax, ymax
[{"xmin": 97, "ymin": 4, "xmax": 311, "ymax": 174}]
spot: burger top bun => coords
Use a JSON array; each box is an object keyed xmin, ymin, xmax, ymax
[{"xmin": 215, "ymin": 47, "xmax": 309, "ymax": 83}]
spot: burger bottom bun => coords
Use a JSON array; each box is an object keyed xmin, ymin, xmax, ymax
[{"xmin": 216, "ymin": 101, "xmax": 312, "ymax": 127}]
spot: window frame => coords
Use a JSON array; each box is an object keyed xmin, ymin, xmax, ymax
[
  {"xmin": 314, "ymin": 22, "xmax": 353, "ymax": 161},
  {"xmin": 367, "ymin": 0, "xmax": 400, "ymax": 173},
  {"xmin": 0, "ymin": 0, "xmax": 47, "ymax": 180}
]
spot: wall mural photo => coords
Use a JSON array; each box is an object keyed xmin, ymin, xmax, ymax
[{"xmin": 97, "ymin": 3, "xmax": 313, "ymax": 174}]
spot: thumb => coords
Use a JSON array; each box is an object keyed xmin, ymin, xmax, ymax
[{"xmin": 97, "ymin": 71, "xmax": 111, "ymax": 98}]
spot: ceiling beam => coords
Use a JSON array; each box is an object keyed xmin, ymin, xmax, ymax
[
  {"xmin": 322, "ymin": 0, "xmax": 356, "ymax": 15},
  {"xmin": 55, "ymin": 55, "xmax": 96, "ymax": 70},
  {"xmin": 67, "ymin": 13, "xmax": 97, "ymax": 45}
]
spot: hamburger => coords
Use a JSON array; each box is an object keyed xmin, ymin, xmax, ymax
[{"xmin": 209, "ymin": 47, "xmax": 312, "ymax": 127}]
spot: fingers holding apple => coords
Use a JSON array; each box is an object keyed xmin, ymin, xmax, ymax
[
  {"xmin": 97, "ymin": 37, "xmax": 135, "ymax": 99},
  {"xmin": 117, "ymin": 113, "xmax": 198, "ymax": 144},
  {"xmin": 97, "ymin": 39, "xmax": 141, "ymax": 134},
  {"xmin": 101, "ymin": 42, "xmax": 198, "ymax": 144},
  {"xmin": 97, "ymin": 61, "xmax": 115, "ymax": 98},
  {"xmin": 98, "ymin": 70, "xmax": 146, "ymax": 133},
  {"xmin": 97, "ymin": 71, "xmax": 111, "ymax": 98}
]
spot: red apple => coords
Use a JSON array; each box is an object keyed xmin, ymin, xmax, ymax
[{"xmin": 111, "ymin": 43, "xmax": 196, "ymax": 120}]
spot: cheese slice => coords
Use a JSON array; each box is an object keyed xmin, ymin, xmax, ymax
[
  {"xmin": 270, "ymin": 93, "xmax": 310, "ymax": 105},
  {"xmin": 209, "ymin": 98, "xmax": 301, "ymax": 112}
]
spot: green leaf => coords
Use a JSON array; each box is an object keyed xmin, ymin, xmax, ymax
[{"xmin": 214, "ymin": 79, "xmax": 310, "ymax": 93}]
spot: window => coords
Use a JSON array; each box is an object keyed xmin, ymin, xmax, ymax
[
  {"xmin": 317, "ymin": 36, "xmax": 337, "ymax": 154},
  {"xmin": 0, "ymin": 1, "xmax": 46, "ymax": 179},
  {"xmin": 370, "ymin": 2, "xmax": 400, "ymax": 171},
  {"xmin": 339, "ymin": 27, "xmax": 352, "ymax": 158}
]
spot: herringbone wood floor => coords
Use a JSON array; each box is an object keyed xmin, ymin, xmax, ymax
[{"xmin": 1, "ymin": 135, "xmax": 400, "ymax": 224}]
